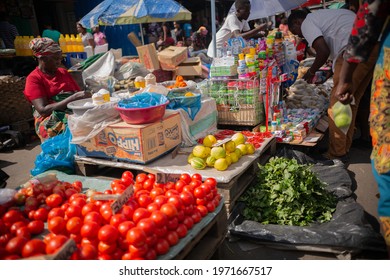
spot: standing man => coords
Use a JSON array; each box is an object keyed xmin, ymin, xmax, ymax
[
  {"xmin": 42, "ymin": 24, "xmax": 62, "ymax": 43},
  {"xmin": 288, "ymin": 9, "xmax": 379, "ymax": 162},
  {"xmin": 207, "ymin": 0, "xmax": 266, "ymax": 58},
  {"xmin": 0, "ymin": 12, "xmax": 18, "ymax": 49}
]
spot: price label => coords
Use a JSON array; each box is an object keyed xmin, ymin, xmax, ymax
[
  {"xmin": 50, "ymin": 239, "xmax": 77, "ymax": 260},
  {"xmin": 110, "ymin": 186, "xmax": 134, "ymax": 214},
  {"xmin": 144, "ymin": 167, "xmax": 181, "ymax": 184},
  {"xmin": 212, "ymin": 137, "xmax": 231, "ymax": 147}
]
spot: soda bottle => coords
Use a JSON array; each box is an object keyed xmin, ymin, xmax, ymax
[
  {"xmin": 59, "ymin": 34, "xmax": 66, "ymax": 53},
  {"xmin": 65, "ymin": 34, "xmax": 71, "ymax": 53}
]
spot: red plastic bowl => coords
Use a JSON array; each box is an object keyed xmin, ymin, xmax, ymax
[{"xmin": 115, "ymin": 100, "xmax": 169, "ymax": 124}]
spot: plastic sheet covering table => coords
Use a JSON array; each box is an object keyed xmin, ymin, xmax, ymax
[{"xmin": 35, "ymin": 171, "xmax": 227, "ymax": 260}]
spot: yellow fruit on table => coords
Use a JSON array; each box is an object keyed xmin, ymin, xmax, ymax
[
  {"xmin": 185, "ymin": 92, "xmax": 194, "ymax": 97},
  {"xmin": 187, "ymin": 153, "xmax": 195, "ymax": 164},
  {"xmin": 210, "ymin": 146, "xmax": 226, "ymax": 159},
  {"xmin": 231, "ymin": 132, "xmax": 246, "ymax": 146},
  {"xmin": 245, "ymin": 143, "xmax": 256, "ymax": 155},
  {"xmin": 190, "ymin": 157, "xmax": 206, "ymax": 170},
  {"xmin": 214, "ymin": 158, "xmax": 229, "ymax": 171},
  {"xmin": 236, "ymin": 144, "xmax": 248, "ymax": 156},
  {"xmin": 229, "ymin": 151, "xmax": 239, "ymax": 163},
  {"xmin": 204, "ymin": 146, "xmax": 211, "ymax": 157},
  {"xmin": 192, "ymin": 145, "xmax": 209, "ymax": 158},
  {"xmin": 206, "ymin": 156, "xmax": 217, "ymax": 167},
  {"xmin": 203, "ymin": 134, "xmax": 217, "ymax": 147},
  {"xmin": 223, "ymin": 140, "xmax": 236, "ymax": 153},
  {"xmin": 234, "ymin": 148, "xmax": 242, "ymax": 159},
  {"xmin": 225, "ymin": 154, "xmax": 232, "ymax": 166}
]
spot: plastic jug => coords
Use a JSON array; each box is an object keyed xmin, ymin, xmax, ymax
[
  {"xmin": 59, "ymin": 34, "xmax": 66, "ymax": 53},
  {"xmin": 76, "ymin": 34, "xmax": 84, "ymax": 52},
  {"xmin": 70, "ymin": 34, "xmax": 77, "ymax": 53},
  {"xmin": 64, "ymin": 34, "xmax": 71, "ymax": 53}
]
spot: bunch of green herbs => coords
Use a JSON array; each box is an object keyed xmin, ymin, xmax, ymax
[{"xmin": 240, "ymin": 157, "xmax": 337, "ymax": 226}]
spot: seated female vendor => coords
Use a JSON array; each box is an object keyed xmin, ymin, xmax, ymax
[{"xmin": 24, "ymin": 37, "xmax": 91, "ymax": 142}]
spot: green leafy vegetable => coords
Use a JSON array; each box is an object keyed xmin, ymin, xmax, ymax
[{"xmin": 240, "ymin": 157, "xmax": 337, "ymax": 226}]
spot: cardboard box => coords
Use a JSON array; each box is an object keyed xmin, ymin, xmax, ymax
[
  {"xmin": 176, "ymin": 57, "xmax": 202, "ymax": 76},
  {"xmin": 76, "ymin": 112, "xmax": 181, "ymax": 164},
  {"xmin": 158, "ymin": 46, "xmax": 188, "ymax": 71},
  {"xmin": 136, "ymin": 43, "xmax": 160, "ymax": 70}
]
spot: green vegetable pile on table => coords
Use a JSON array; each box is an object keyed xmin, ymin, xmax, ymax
[{"xmin": 240, "ymin": 157, "xmax": 337, "ymax": 226}]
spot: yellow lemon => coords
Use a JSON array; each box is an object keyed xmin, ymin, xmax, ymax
[
  {"xmin": 245, "ymin": 143, "xmax": 256, "ymax": 155},
  {"xmin": 223, "ymin": 140, "xmax": 236, "ymax": 153},
  {"xmin": 185, "ymin": 92, "xmax": 194, "ymax": 97},
  {"xmin": 203, "ymin": 134, "xmax": 217, "ymax": 147},
  {"xmin": 225, "ymin": 154, "xmax": 232, "ymax": 166},
  {"xmin": 190, "ymin": 157, "xmax": 206, "ymax": 170},
  {"xmin": 192, "ymin": 145, "xmax": 209, "ymax": 158},
  {"xmin": 229, "ymin": 151, "xmax": 239, "ymax": 163},
  {"xmin": 206, "ymin": 156, "xmax": 217, "ymax": 167},
  {"xmin": 214, "ymin": 158, "xmax": 229, "ymax": 171},
  {"xmin": 236, "ymin": 144, "xmax": 248, "ymax": 156},
  {"xmin": 231, "ymin": 132, "xmax": 246, "ymax": 146},
  {"xmin": 234, "ymin": 148, "xmax": 242, "ymax": 159},
  {"xmin": 210, "ymin": 146, "xmax": 226, "ymax": 159}
]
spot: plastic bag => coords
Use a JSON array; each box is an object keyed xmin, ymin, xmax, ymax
[
  {"xmin": 68, "ymin": 102, "xmax": 121, "ymax": 144},
  {"xmin": 166, "ymin": 91, "xmax": 202, "ymax": 120},
  {"xmin": 85, "ymin": 75, "xmax": 118, "ymax": 94},
  {"xmin": 82, "ymin": 50, "xmax": 115, "ymax": 83},
  {"xmin": 30, "ymin": 127, "xmax": 76, "ymax": 176},
  {"xmin": 117, "ymin": 93, "xmax": 168, "ymax": 109},
  {"xmin": 114, "ymin": 61, "xmax": 150, "ymax": 81},
  {"xmin": 331, "ymin": 101, "xmax": 352, "ymax": 134},
  {"xmin": 0, "ymin": 188, "xmax": 16, "ymax": 206}
]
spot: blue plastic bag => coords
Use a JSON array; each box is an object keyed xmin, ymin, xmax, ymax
[
  {"xmin": 166, "ymin": 92, "xmax": 201, "ymax": 120},
  {"xmin": 30, "ymin": 127, "xmax": 76, "ymax": 176},
  {"xmin": 118, "ymin": 93, "xmax": 168, "ymax": 109}
]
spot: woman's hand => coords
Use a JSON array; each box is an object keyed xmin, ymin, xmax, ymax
[
  {"xmin": 72, "ymin": 91, "xmax": 92, "ymax": 100},
  {"xmin": 334, "ymin": 82, "xmax": 354, "ymax": 104}
]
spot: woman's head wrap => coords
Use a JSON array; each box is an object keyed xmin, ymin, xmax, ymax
[{"xmin": 29, "ymin": 37, "xmax": 61, "ymax": 58}]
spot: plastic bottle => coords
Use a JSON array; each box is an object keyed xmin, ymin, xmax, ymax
[
  {"xmin": 14, "ymin": 36, "xmax": 20, "ymax": 56},
  {"xmin": 27, "ymin": 36, "xmax": 34, "ymax": 56},
  {"xmin": 70, "ymin": 34, "xmax": 77, "ymax": 53},
  {"xmin": 59, "ymin": 34, "xmax": 66, "ymax": 53},
  {"xmin": 22, "ymin": 36, "xmax": 29, "ymax": 56},
  {"xmin": 65, "ymin": 34, "xmax": 71, "ymax": 53},
  {"xmin": 134, "ymin": 76, "xmax": 145, "ymax": 88},
  {"xmin": 76, "ymin": 34, "xmax": 84, "ymax": 52},
  {"xmin": 145, "ymin": 73, "xmax": 156, "ymax": 86}
]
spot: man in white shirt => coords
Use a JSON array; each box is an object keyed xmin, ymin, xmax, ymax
[
  {"xmin": 207, "ymin": 0, "xmax": 266, "ymax": 57},
  {"xmin": 288, "ymin": 9, "xmax": 379, "ymax": 162}
]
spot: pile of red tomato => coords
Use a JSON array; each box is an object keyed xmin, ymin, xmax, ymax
[{"xmin": 0, "ymin": 171, "xmax": 221, "ymax": 260}]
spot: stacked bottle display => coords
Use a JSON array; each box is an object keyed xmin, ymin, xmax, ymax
[
  {"xmin": 59, "ymin": 34, "xmax": 84, "ymax": 53},
  {"xmin": 14, "ymin": 36, "xmax": 35, "ymax": 56}
]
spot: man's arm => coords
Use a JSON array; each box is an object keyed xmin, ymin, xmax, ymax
[
  {"xmin": 303, "ymin": 36, "xmax": 330, "ymax": 83},
  {"xmin": 235, "ymin": 24, "xmax": 267, "ymax": 39}
]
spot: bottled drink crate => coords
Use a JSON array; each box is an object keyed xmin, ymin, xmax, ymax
[{"xmin": 209, "ymin": 76, "xmax": 265, "ymax": 126}]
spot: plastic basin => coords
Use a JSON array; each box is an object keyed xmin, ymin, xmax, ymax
[{"xmin": 115, "ymin": 100, "xmax": 169, "ymax": 124}]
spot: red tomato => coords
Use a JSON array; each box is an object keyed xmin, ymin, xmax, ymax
[
  {"xmin": 150, "ymin": 188, "xmax": 164, "ymax": 200},
  {"xmin": 191, "ymin": 173, "xmax": 203, "ymax": 182},
  {"xmin": 121, "ymin": 171, "xmax": 134, "ymax": 187},
  {"xmin": 84, "ymin": 211, "xmax": 102, "ymax": 225},
  {"xmin": 184, "ymin": 205, "xmax": 194, "ymax": 216},
  {"xmin": 165, "ymin": 189, "xmax": 179, "ymax": 197},
  {"xmin": 15, "ymin": 227, "xmax": 31, "ymax": 240},
  {"xmin": 80, "ymin": 222, "xmax": 100, "ymax": 239},
  {"xmin": 43, "ymin": 233, "xmax": 56, "ymax": 244},
  {"xmin": 180, "ymin": 191, "xmax": 195, "ymax": 206},
  {"xmin": 117, "ymin": 236, "xmax": 129, "ymax": 251},
  {"xmin": 168, "ymin": 195, "xmax": 183, "ymax": 210},
  {"xmin": 154, "ymin": 225, "xmax": 168, "ymax": 238},
  {"xmin": 5, "ymin": 236, "xmax": 28, "ymax": 255},
  {"xmin": 144, "ymin": 248, "xmax": 157, "ymax": 260},
  {"xmin": 121, "ymin": 252, "xmax": 132, "ymax": 260},
  {"xmin": 64, "ymin": 188, "xmax": 78, "ymax": 200},
  {"xmin": 117, "ymin": 221, "xmax": 135, "ymax": 238},
  {"xmin": 0, "ymin": 233, "xmax": 12, "ymax": 248},
  {"xmin": 177, "ymin": 209, "xmax": 185, "ymax": 222},
  {"xmin": 81, "ymin": 203, "xmax": 99, "ymax": 216},
  {"xmin": 167, "ymin": 217, "xmax": 179, "ymax": 231},
  {"xmin": 176, "ymin": 224, "xmax": 188, "ymax": 238},
  {"xmin": 65, "ymin": 205, "xmax": 82, "ymax": 219},
  {"xmin": 200, "ymin": 183, "xmax": 211, "ymax": 195},
  {"xmin": 126, "ymin": 227, "xmax": 147, "ymax": 247},
  {"xmin": 72, "ymin": 180, "xmax": 83, "ymax": 191},
  {"xmin": 129, "ymin": 243, "xmax": 148, "ymax": 258},
  {"xmin": 189, "ymin": 179, "xmax": 202, "ymax": 189},
  {"xmin": 180, "ymin": 173, "xmax": 192, "ymax": 184},
  {"xmin": 137, "ymin": 195, "xmax": 152, "ymax": 208},
  {"xmin": 183, "ymin": 216, "xmax": 194, "ymax": 230},
  {"xmin": 2, "ymin": 209, "xmax": 24, "ymax": 225},
  {"xmin": 142, "ymin": 179, "xmax": 154, "ymax": 191},
  {"xmin": 70, "ymin": 197, "xmax": 87, "ymax": 208},
  {"xmin": 33, "ymin": 208, "xmax": 49, "ymax": 222},
  {"xmin": 110, "ymin": 214, "xmax": 127, "ymax": 228},
  {"xmin": 81, "ymin": 237, "xmax": 99, "ymax": 248},
  {"xmin": 145, "ymin": 233, "xmax": 158, "ymax": 247},
  {"xmin": 48, "ymin": 216, "xmax": 66, "ymax": 234},
  {"xmin": 147, "ymin": 202, "xmax": 160, "ymax": 213},
  {"xmin": 78, "ymin": 243, "xmax": 98, "ymax": 260},
  {"xmin": 101, "ymin": 209, "xmax": 113, "ymax": 223},
  {"xmin": 196, "ymin": 198, "xmax": 207, "ymax": 206},
  {"xmin": 154, "ymin": 195, "xmax": 168, "ymax": 207},
  {"xmin": 110, "ymin": 179, "xmax": 123, "ymax": 189},
  {"xmin": 119, "ymin": 205, "xmax": 135, "ymax": 220},
  {"xmin": 133, "ymin": 208, "xmax": 150, "ymax": 224},
  {"xmin": 160, "ymin": 203, "xmax": 178, "ymax": 219},
  {"xmin": 193, "ymin": 187, "xmax": 206, "ymax": 199},
  {"xmin": 166, "ymin": 231, "xmax": 179, "ymax": 246},
  {"xmin": 155, "ymin": 238, "xmax": 170, "ymax": 255},
  {"xmin": 197, "ymin": 205, "xmax": 208, "ymax": 217},
  {"xmin": 147, "ymin": 173, "xmax": 155, "ymax": 181},
  {"xmin": 150, "ymin": 211, "xmax": 168, "ymax": 228},
  {"xmin": 174, "ymin": 180, "xmax": 187, "ymax": 192},
  {"xmin": 10, "ymin": 221, "xmax": 27, "ymax": 235},
  {"xmin": 112, "ymin": 183, "xmax": 127, "ymax": 195},
  {"xmin": 0, "ymin": 220, "xmax": 7, "ymax": 235},
  {"xmin": 98, "ymin": 241, "xmax": 117, "ymax": 255},
  {"xmin": 21, "ymin": 239, "xmax": 46, "ymax": 258},
  {"xmin": 204, "ymin": 178, "xmax": 217, "ymax": 189},
  {"xmin": 191, "ymin": 209, "xmax": 202, "ymax": 224},
  {"xmin": 60, "ymin": 202, "xmax": 70, "ymax": 212},
  {"xmin": 164, "ymin": 182, "xmax": 176, "ymax": 191},
  {"xmin": 27, "ymin": 220, "xmax": 44, "ymax": 235},
  {"xmin": 137, "ymin": 218, "xmax": 156, "ymax": 236},
  {"xmin": 183, "ymin": 185, "xmax": 195, "ymax": 193},
  {"xmin": 206, "ymin": 201, "xmax": 216, "ymax": 212},
  {"xmin": 135, "ymin": 173, "xmax": 147, "ymax": 184},
  {"xmin": 48, "ymin": 207, "xmax": 65, "ymax": 219},
  {"xmin": 98, "ymin": 225, "xmax": 119, "ymax": 243},
  {"xmin": 66, "ymin": 217, "xmax": 83, "ymax": 234},
  {"xmin": 45, "ymin": 194, "xmax": 63, "ymax": 208},
  {"xmin": 46, "ymin": 235, "xmax": 68, "ymax": 255}
]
